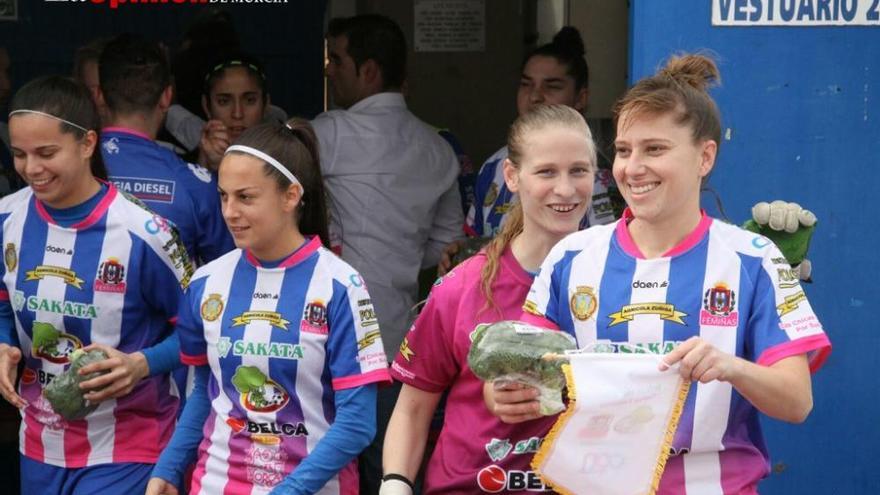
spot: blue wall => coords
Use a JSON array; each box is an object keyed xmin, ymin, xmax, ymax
[{"xmin": 630, "ymin": 1, "xmax": 879, "ymax": 493}]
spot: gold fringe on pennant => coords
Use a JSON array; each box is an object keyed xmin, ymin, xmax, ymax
[
  {"xmin": 648, "ymin": 379, "xmax": 692, "ymax": 494},
  {"xmin": 531, "ymin": 363, "xmax": 578, "ymax": 495}
]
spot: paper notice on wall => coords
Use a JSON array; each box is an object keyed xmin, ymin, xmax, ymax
[
  {"xmin": 533, "ymin": 353, "xmax": 690, "ymax": 495},
  {"xmin": 414, "ymin": 0, "xmax": 485, "ymax": 52}
]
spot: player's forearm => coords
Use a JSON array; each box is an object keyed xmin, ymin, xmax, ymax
[
  {"xmin": 383, "ymin": 384, "xmax": 441, "ymax": 481},
  {"xmin": 728, "ymin": 354, "xmax": 813, "ymax": 423}
]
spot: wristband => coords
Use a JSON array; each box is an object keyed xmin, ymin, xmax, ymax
[{"xmin": 379, "ymin": 474, "xmax": 414, "ymax": 495}]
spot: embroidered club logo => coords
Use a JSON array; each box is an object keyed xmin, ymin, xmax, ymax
[
  {"xmin": 700, "ymin": 282, "xmax": 738, "ymax": 326},
  {"xmin": 570, "ymin": 286, "xmax": 598, "ymax": 321},
  {"xmin": 231, "ymin": 365, "xmax": 290, "ymax": 413},
  {"xmin": 300, "ymin": 301, "xmax": 328, "ymax": 335},
  {"xmin": 4, "ymin": 243, "xmax": 16, "ymax": 271},
  {"xmin": 201, "ymin": 294, "xmax": 224, "ymax": 322},
  {"xmin": 31, "ymin": 321, "xmax": 83, "ymax": 364},
  {"xmin": 94, "ymin": 257, "xmax": 127, "ymax": 293}
]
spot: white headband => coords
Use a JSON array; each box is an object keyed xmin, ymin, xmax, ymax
[
  {"xmin": 8, "ymin": 110, "xmax": 90, "ymax": 133},
  {"xmin": 225, "ymin": 145, "xmax": 301, "ymax": 188}
]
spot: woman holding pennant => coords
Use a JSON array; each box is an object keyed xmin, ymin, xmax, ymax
[{"xmin": 512, "ymin": 53, "xmax": 831, "ymax": 494}]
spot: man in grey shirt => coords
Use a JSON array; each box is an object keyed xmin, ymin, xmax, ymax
[{"xmin": 310, "ymin": 14, "xmax": 463, "ymax": 494}]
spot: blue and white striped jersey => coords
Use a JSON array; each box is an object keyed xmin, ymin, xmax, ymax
[
  {"xmin": 0, "ymin": 184, "xmax": 191, "ymax": 467},
  {"xmin": 178, "ymin": 237, "xmax": 390, "ymax": 494},
  {"xmin": 523, "ymin": 210, "xmax": 831, "ymax": 493}
]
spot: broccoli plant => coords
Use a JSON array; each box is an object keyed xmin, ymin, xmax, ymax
[
  {"xmin": 468, "ymin": 321, "xmax": 577, "ymax": 415},
  {"xmin": 32, "ymin": 322, "xmax": 61, "ymax": 357},
  {"xmin": 232, "ymin": 366, "xmax": 269, "ymax": 409}
]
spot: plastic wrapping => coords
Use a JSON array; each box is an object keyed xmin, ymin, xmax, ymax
[
  {"xmin": 468, "ymin": 321, "xmax": 577, "ymax": 415},
  {"xmin": 43, "ymin": 349, "xmax": 110, "ymax": 420}
]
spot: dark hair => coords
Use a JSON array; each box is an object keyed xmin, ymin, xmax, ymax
[
  {"xmin": 614, "ymin": 53, "xmax": 722, "ymax": 151},
  {"xmin": 173, "ymin": 8, "xmax": 240, "ymax": 119},
  {"xmin": 9, "ymin": 76, "xmax": 107, "ymax": 180},
  {"xmin": 526, "ymin": 26, "xmax": 590, "ymax": 91},
  {"xmin": 99, "ymin": 33, "xmax": 170, "ymax": 115},
  {"xmin": 326, "ymin": 14, "xmax": 407, "ymax": 90},
  {"xmin": 202, "ymin": 53, "xmax": 268, "ymax": 102},
  {"xmin": 72, "ymin": 37, "xmax": 110, "ymax": 82},
  {"xmin": 228, "ymin": 120, "xmax": 330, "ymax": 247}
]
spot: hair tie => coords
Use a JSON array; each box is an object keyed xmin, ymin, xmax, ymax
[
  {"xmin": 8, "ymin": 110, "xmax": 90, "ymax": 133},
  {"xmin": 225, "ymin": 145, "xmax": 302, "ymax": 190}
]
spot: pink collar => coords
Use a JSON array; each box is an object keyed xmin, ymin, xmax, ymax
[
  {"xmin": 102, "ymin": 126, "xmax": 152, "ymax": 141},
  {"xmin": 615, "ymin": 207, "xmax": 713, "ymax": 259},
  {"xmin": 35, "ymin": 181, "xmax": 117, "ymax": 230},
  {"xmin": 245, "ymin": 236, "xmax": 322, "ymax": 269}
]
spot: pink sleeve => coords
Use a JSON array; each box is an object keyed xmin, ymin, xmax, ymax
[
  {"xmin": 390, "ymin": 282, "xmax": 460, "ymax": 393},
  {"xmin": 756, "ymin": 333, "xmax": 832, "ymax": 373}
]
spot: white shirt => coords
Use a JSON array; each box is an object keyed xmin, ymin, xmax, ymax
[{"xmin": 311, "ymin": 92, "xmax": 463, "ymax": 356}]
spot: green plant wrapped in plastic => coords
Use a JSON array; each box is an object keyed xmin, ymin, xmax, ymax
[
  {"xmin": 43, "ymin": 349, "xmax": 110, "ymax": 420},
  {"xmin": 468, "ymin": 320, "xmax": 576, "ymax": 416}
]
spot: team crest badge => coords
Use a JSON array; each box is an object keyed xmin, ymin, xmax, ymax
[
  {"xmin": 570, "ymin": 286, "xmax": 598, "ymax": 321},
  {"xmin": 201, "ymin": 294, "xmax": 224, "ymax": 322},
  {"xmin": 4, "ymin": 243, "xmax": 16, "ymax": 271},
  {"xmin": 700, "ymin": 282, "xmax": 738, "ymax": 326},
  {"xmin": 484, "ymin": 182, "xmax": 499, "ymax": 207},
  {"xmin": 300, "ymin": 300, "xmax": 329, "ymax": 335},
  {"xmin": 95, "ymin": 257, "xmax": 127, "ymax": 293}
]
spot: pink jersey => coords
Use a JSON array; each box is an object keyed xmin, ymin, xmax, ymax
[{"xmin": 391, "ymin": 248, "xmax": 557, "ymax": 493}]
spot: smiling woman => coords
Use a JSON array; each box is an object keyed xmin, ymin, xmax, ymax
[
  {"xmin": 0, "ymin": 75, "xmax": 192, "ymax": 495},
  {"xmin": 148, "ymin": 120, "xmax": 391, "ymax": 495}
]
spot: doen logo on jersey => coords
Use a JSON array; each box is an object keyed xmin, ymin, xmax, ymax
[
  {"xmin": 570, "ymin": 286, "xmax": 598, "ymax": 321},
  {"xmin": 25, "ymin": 266, "xmax": 85, "ymax": 289},
  {"xmin": 300, "ymin": 301, "xmax": 328, "ymax": 335},
  {"xmin": 700, "ymin": 282, "xmax": 739, "ymax": 327},
  {"xmin": 4, "ymin": 243, "xmax": 16, "ymax": 271},
  {"xmin": 201, "ymin": 294, "xmax": 224, "ymax": 322},
  {"xmin": 232, "ymin": 310, "xmax": 290, "ymax": 331},
  {"xmin": 608, "ymin": 303, "xmax": 687, "ymax": 327},
  {"xmin": 95, "ymin": 258, "xmax": 127, "ymax": 293},
  {"xmin": 231, "ymin": 366, "xmax": 290, "ymax": 413},
  {"xmin": 32, "ymin": 322, "xmax": 83, "ymax": 364}
]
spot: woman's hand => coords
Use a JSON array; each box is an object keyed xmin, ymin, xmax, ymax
[
  {"xmin": 145, "ymin": 477, "xmax": 179, "ymax": 495},
  {"xmin": 199, "ymin": 119, "xmax": 230, "ymax": 172},
  {"xmin": 484, "ymin": 380, "xmax": 543, "ymax": 424},
  {"xmin": 437, "ymin": 240, "xmax": 464, "ymax": 277},
  {"xmin": 660, "ymin": 336, "xmax": 743, "ymax": 383},
  {"xmin": 77, "ymin": 344, "xmax": 150, "ymax": 403},
  {"xmin": 0, "ymin": 344, "xmax": 26, "ymax": 408}
]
